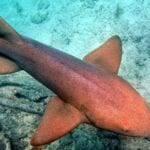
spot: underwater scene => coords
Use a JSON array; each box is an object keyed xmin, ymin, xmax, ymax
[{"xmin": 0, "ymin": 0, "xmax": 150, "ymax": 149}]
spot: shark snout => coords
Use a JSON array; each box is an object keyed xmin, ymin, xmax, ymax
[{"xmin": 118, "ymin": 102, "xmax": 150, "ymax": 137}]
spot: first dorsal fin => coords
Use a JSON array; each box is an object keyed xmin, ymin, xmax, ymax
[
  {"xmin": 84, "ymin": 36, "xmax": 122, "ymax": 74},
  {"xmin": 0, "ymin": 16, "xmax": 22, "ymax": 44},
  {"xmin": 31, "ymin": 96, "xmax": 88, "ymax": 146}
]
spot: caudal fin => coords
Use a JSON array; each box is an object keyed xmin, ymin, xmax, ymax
[
  {"xmin": 0, "ymin": 16, "xmax": 23, "ymax": 44},
  {"xmin": 0, "ymin": 17, "xmax": 21, "ymax": 74}
]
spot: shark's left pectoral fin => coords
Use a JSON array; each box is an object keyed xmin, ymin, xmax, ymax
[
  {"xmin": 84, "ymin": 35, "xmax": 122, "ymax": 74},
  {"xmin": 31, "ymin": 96, "xmax": 87, "ymax": 146}
]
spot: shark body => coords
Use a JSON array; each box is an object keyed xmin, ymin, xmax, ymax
[{"xmin": 0, "ymin": 17, "xmax": 150, "ymax": 146}]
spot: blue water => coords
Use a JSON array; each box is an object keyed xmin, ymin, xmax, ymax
[{"xmin": 0, "ymin": 0, "xmax": 149, "ymax": 57}]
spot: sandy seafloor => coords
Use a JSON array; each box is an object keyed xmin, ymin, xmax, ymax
[{"xmin": 0, "ymin": 0, "xmax": 150, "ymax": 149}]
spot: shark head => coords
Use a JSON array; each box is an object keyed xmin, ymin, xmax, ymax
[{"xmin": 102, "ymin": 76, "xmax": 150, "ymax": 137}]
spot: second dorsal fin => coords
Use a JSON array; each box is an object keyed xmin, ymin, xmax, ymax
[{"xmin": 84, "ymin": 35, "xmax": 122, "ymax": 74}]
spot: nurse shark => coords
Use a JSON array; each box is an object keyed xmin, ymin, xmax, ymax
[{"xmin": 0, "ymin": 17, "xmax": 149, "ymax": 146}]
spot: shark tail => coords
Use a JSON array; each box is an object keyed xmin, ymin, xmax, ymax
[
  {"xmin": 0, "ymin": 16, "xmax": 22, "ymax": 43},
  {"xmin": 0, "ymin": 17, "xmax": 21, "ymax": 74}
]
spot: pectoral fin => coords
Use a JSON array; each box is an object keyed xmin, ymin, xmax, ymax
[
  {"xmin": 84, "ymin": 35, "xmax": 122, "ymax": 74},
  {"xmin": 31, "ymin": 96, "xmax": 87, "ymax": 146},
  {"xmin": 0, "ymin": 56, "xmax": 20, "ymax": 74}
]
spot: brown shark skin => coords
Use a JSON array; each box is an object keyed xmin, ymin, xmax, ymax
[
  {"xmin": 0, "ymin": 55, "xmax": 20, "ymax": 74},
  {"xmin": 0, "ymin": 19, "xmax": 150, "ymax": 146},
  {"xmin": 0, "ymin": 35, "xmax": 150, "ymax": 134}
]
